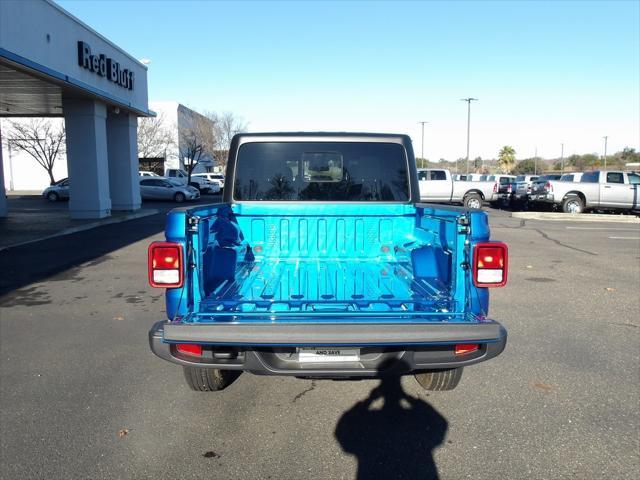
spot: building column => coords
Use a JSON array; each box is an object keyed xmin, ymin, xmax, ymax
[
  {"xmin": 107, "ymin": 111, "xmax": 141, "ymax": 211},
  {"xmin": 0, "ymin": 124, "xmax": 8, "ymax": 217},
  {"xmin": 63, "ymin": 98, "xmax": 111, "ymax": 219}
]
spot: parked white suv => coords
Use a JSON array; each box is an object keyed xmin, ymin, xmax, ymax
[
  {"xmin": 139, "ymin": 171, "xmax": 161, "ymax": 177},
  {"xmin": 192, "ymin": 172, "xmax": 225, "ymax": 191},
  {"xmin": 165, "ymin": 169, "xmax": 219, "ymax": 194}
]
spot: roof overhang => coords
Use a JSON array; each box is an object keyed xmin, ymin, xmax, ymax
[{"xmin": 0, "ymin": 48, "xmax": 154, "ymax": 118}]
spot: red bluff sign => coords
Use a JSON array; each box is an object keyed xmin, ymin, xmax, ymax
[{"xmin": 77, "ymin": 41, "xmax": 135, "ymax": 91}]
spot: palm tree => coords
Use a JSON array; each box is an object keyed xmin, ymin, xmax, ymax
[{"xmin": 497, "ymin": 146, "xmax": 516, "ymax": 174}]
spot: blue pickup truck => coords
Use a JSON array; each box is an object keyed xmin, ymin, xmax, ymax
[{"xmin": 148, "ymin": 133, "xmax": 508, "ymax": 392}]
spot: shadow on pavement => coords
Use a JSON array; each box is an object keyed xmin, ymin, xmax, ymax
[
  {"xmin": 335, "ymin": 359, "xmax": 448, "ymax": 480},
  {"xmin": 0, "ymin": 212, "xmax": 165, "ymax": 297}
]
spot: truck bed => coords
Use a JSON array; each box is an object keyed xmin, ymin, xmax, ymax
[{"xmin": 166, "ymin": 203, "xmax": 480, "ymax": 324}]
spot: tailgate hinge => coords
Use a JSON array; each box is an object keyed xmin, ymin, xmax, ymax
[
  {"xmin": 457, "ymin": 214, "xmax": 470, "ymax": 234},
  {"xmin": 187, "ymin": 215, "xmax": 200, "ymax": 232}
]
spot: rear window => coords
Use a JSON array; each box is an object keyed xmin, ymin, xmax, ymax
[
  {"xmin": 538, "ymin": 175, "xmax": 561, "ymax": 182},
  {"xmin": 233, "ymin": 142, "xmax": 410, "ymax": 201},
  {"xmin": 581, "ymin": 172, "xmax": 599, "ymax": 183}
]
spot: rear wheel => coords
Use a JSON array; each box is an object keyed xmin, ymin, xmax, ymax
[
  {"xmin": 46, "ymin": 191, "xmax": 59, "ymax": 202},
  {"xmin": 562, "ymin": 195, "xmax": 584, "ymax": 214},
  {"xmin": 183, "ymin": 367, "xmax": 240, "ymax": 392},
  {"xmin": 463, "ymin": 193, "xmax": 483, "ymax": 209},
  {"xmin": 414, "ymin": 368, "xmax": 463, "ymax": 391},
  {"xmin": 174, "ymin": 192, "xmax": 186, "ymax": 203}
]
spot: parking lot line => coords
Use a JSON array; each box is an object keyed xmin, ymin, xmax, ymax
[
  {"xmin": 608, "ymin": 236, "xmax": 640, "ymax": 240},
  {"xmin": 566, "ymin": 227, "xmax": 640, "ymax": 231}
]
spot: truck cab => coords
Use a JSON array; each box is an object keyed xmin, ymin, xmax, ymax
[
  {"xmin": 417, "ymin": 168, "xmax": 453, "ymax": 202},
  {"xmin": 148, "ymin": 133, "xmax": 508, "ymax": 392}
]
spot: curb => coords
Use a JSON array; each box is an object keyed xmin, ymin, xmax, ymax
[
  {"xmin": 511, "ymin": 211, "xmax": 640, "ymax": 223},
  {"xmin": 0, "ymin": 209, "xmax": 161, "ymax": 251}
]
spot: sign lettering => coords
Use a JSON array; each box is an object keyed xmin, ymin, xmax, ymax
[{"xmin": 77, "ymin": 41, "xmax": 134, "ymax": 91}]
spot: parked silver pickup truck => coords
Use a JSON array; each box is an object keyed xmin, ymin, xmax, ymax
[
  {"xmin": 418, "ymin": 168, "xmax": 498, "ymax": 209},
  {"xmin": 530, "ymin": 170, "xmax": 639, "ymax": 213},
  {"xmin": 513, "ymin": 174, "xmax": 540, "ymax": 201}
]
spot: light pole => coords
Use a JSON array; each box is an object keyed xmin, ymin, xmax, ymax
[
  {"xmin": 419, "ymin": 121, "xmax": 429, "ymax": 168},
  {"xmin": 534, "ymin": 146, "xmax": 538, "ymax": 175},
  {"xmin": 560, "ymin": 143, "xmax": 564, "ymax": 174},
  {"xmin": 7, "ymin": 140, "xmax": 15, "ymax": 191},
  {"xmin": 602, "ymin": 136, "xmax": 608, "ymax": 169},
  {"xmin": 461, "ymin": 98, "xmax": 478, "ymax": 175}
]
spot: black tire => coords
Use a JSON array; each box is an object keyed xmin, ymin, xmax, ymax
[
  {"xmin": 414, "ymin": 368, "xmax": 463, "ymax": 391},
  {"xmin": 463, "ymin": 192, "xmax": 483, "ymax": 209},
  {"xmin": 183, "ymin": 367, "xmax": 240, "ymax": 392},
  {"xmin": 46, "ymin": 191, "xmax": 59, "ymax": 202},
  {"xmin": 174, "ymin": 192, "xmax": 186, "ymax": 203},
  {"xmin": 562, "ymin": 195, "xmax": 584, "ymax": 214}
]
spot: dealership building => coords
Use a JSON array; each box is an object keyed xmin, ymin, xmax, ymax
[
  {"xmin": 3, "ymin": 101, "xmax": 215, "ymax": 193},
  {"xmin": 138, "ymin": 101, "xmax": 216, "ymax": 175},
  {"xmin": 0, "ymin": 0, "xmax": 153, "ymax": 218}
]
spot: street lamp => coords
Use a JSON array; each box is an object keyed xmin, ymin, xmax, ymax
[
  {"xmin": 419, "ymin": 121, "xmax": 429, "ymax": 168},
  {"xmin": 560, "ymin": 143, "xmax": 564, "ymax": 174},
  {"xmin": 461, "ymin": 98, "xmax": 478, "ymax": 175},
  {"xmin": 602, "ymin": 136, "xmax": 608, "ymax": 169}
]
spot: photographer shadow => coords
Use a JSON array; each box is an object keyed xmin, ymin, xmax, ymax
[{"xmin": 335, "ymin": 360, "xmax": 448, "ymax": 480}]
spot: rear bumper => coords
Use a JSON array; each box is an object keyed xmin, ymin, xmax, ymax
[
  {"xmin": 148, "ymin": 320, "xmax": 507, "ymax": 376},
  {"xmin": 529, "ymin": 193, "xmax": 554, "ymax": 203}
]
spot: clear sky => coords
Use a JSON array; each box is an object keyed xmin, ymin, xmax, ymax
[{"xmin": 57, "ymin": 0, "xmax": 639, "ymax": 161}]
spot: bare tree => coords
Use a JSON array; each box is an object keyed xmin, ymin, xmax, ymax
[
  {"xmin": 205, "ymin": 111, "xmax": 248, "ymax": 170},
  {"xmin": 180, "ymin": 114, "xmax": 215, "ymax": 184},
  {"xmin": 137, "ymin": 112, "xmax": 175, "ymax": 159},
  {"xmin": 6, "ymin": 119, "xmax": 65, "ymax": 185}
]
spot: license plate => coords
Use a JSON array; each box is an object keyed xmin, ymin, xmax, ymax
[{"xmin": 298, "ymin": 347, "xmax": 360, "ymax": 363}]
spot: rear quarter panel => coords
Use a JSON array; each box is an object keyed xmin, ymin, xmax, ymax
[{"xmin": 452, "ymin": 181, "xmax": 495, "ymax": 201}]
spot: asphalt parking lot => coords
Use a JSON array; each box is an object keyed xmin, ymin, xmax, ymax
[
  {"xmin": 0, "ymin": 194, "xmax": 222, "ymax": 250},
  {"xmin": 0, "ymin": 208, "xmax": 638, "ymax": 479}
]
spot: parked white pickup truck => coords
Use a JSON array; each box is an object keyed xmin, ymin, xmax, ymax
[
  {"xmin": 531, "ymin": 170, "xmax": 639, "ymax": 213},
  {"xmin": 418, "ymin": 168, "xmax": 499, "ymax": 209},
  {"xmin": 165, "ymin": 168, "xmax": 217, "ymax": 193}
]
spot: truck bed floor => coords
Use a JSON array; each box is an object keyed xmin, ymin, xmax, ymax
[{"xmin": 200, "ymin": 259, "xmax": 452, "ymax": 313}]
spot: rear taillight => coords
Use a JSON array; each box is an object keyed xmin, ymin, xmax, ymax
[
  {"xmin": 455, "ymin": 344, "xmax": 479, "ymax": 355},
  {"xmin": 507, "ymin": 184, "xmax": 512, "ymax": 193},
  {"xmin": 148, "ymin": 241, "xmax": 184, "ymax": 288},
  {"xmin": 473, "ymin": 242, "xmax": 508, "ymax": 287},
  {"xmin": 176, "ymin": 343, "xmax": 202, "ymax": 356},
  {"xmin": 546, "ymin": 181, "xmax": 553, "ymax": 192},
  {"xmin": 493, "ymin": 182, "xmax": 497, "ymax": 193}
]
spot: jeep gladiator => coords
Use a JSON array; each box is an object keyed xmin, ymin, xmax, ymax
[{"xmin": 148, "ymin": 133, "xmax": 508, "ymax": 392}]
